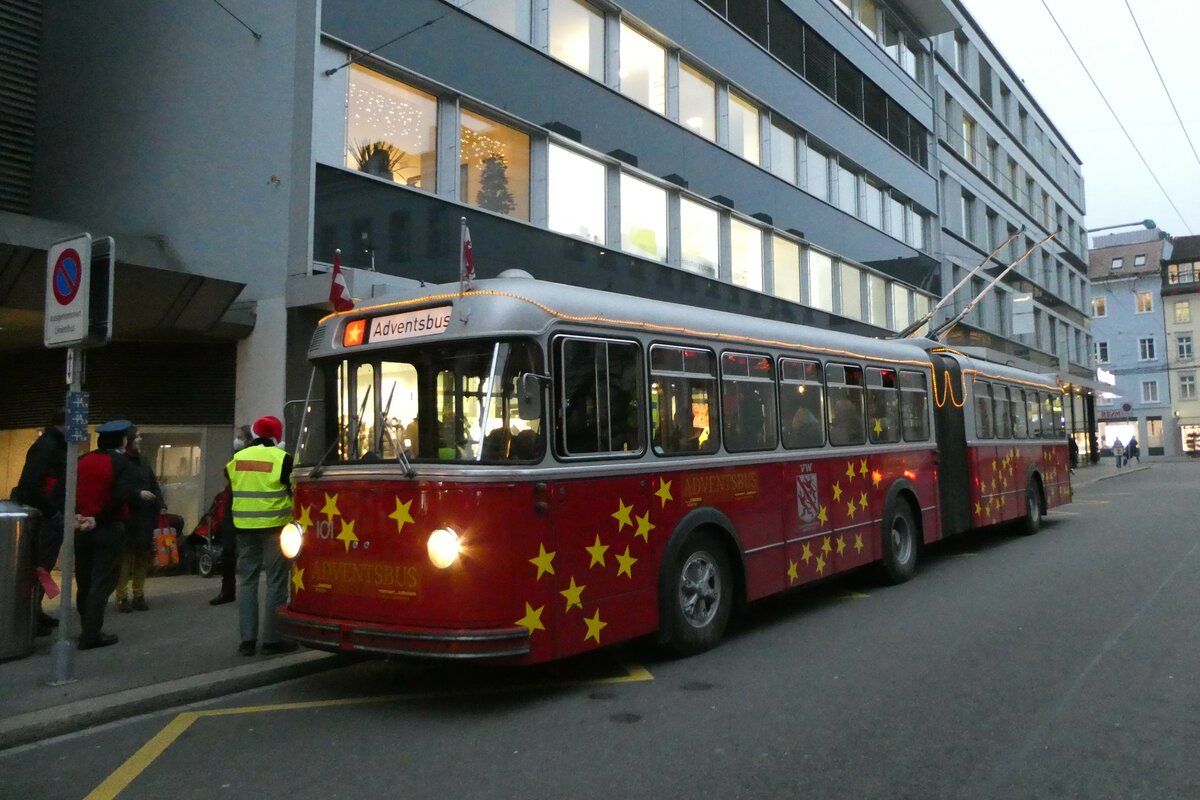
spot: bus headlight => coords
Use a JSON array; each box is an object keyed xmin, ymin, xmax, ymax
[
  {"xmin": 280, "ymin": 522, "xmax": 305, "ymax": 559},
  {"xmin": 427, "ymin": 527, "xmax": 461, "ymax": 569}
]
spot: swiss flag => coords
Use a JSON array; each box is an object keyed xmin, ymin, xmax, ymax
[
  {"xmin": 329, "ymin": 249, "xmax": 353, "ymax": 312},
  {"xmin": 462, "ymin": 224, "xmax": 474, "ymax": 282}
]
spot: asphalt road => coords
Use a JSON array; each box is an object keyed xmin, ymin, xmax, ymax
[{"xmin": 5, "ymin": 464, "xmax": 1199, "ymax": 800}]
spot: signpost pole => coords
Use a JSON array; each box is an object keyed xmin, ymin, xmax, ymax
[{"xmin": 50, "ymin": 347, "xmax": 83, "ymax": 685}]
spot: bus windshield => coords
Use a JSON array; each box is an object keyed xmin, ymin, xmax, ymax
[{"xmin": 298, "ymin": 338, "xmax": 545, "ymax": 467}]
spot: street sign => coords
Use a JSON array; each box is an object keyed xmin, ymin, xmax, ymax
[
  {"xmin": 45, "ymin": 234, "xmax": 91, "ymax": 348},
  {"xmin": 87, "ymin": 236, "xmax": 115, "ymax": 347},
  {"xmin": 66, "ymin": 391, "xmax": 89, "ymax": 443}
]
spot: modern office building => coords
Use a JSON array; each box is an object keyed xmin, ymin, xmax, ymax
[
  {"xmin": 929, "ymin": 4, "xmax": 1096, "ymax": 459},
  {"xmin": 1161, "ymin": 234, "xmax": 1200, "ymax": 454},
  {"xmin": 1087, "ymin": 230, "xmax": 1172, "ymax": 457},
  {"xmin": 0, "ymin": 0, "xmax": 1093, "ymax": 523}
]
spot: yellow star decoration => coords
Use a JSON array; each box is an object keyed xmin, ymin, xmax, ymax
[
  {"xmin": 833, "ymin": 482, "xmax": 843, "ymax": 501},
  {"xmin": 787, "ymin": 561, "xmax": 799, "ymax": 584},
  {"xmin": 584, "ymin": 609, "xmax": 607, "ymax": 643},
  {"xmin": 655, "ymin": 478, "xmax": 673, "ymax": 508},
  {"xmin": 991, "ymin": 479, "xmax": 998, "ymax": 492},
  {"xmin": 859, "ymin": 459, "xmax": 868, "ymax": 476},
  {"xmin": 873, "ymin": 418, "xmax": 883, "ymax": 435},
  {"xmin": 320, "ymin": 492, "xmax": 341, "ymax": 521},
  {"xmin": 991, "ymin": 460, "xmax": 998, "ymax": 472},
  {"xmin": 974, "ymin": 501, "xmax": 982, "ymax": 516},
  {"xmin": 985, "ymin": 504, "xmax": 992, "ymax": 519},
  {"xmin": 612, "ymin": 499, "xmax": 634, "ymax": 531},
  {"xmin": 871, "ymin": 470, "xmax": 882, "ymax": 488},
  {"xmin": 818, "ymin": 505, "xmax": 828, "ymax": 524},
  {"xmin": 836, "ymin": 536, "xmax": 847, "ymax": 556},
  {"xmin": 821, "ymin": 536, "xmax": 832, "ymax": 555},
  {"xmin": 847, "ymin": 500, "xmax": 858, "ymax": 518},
  {"xmin": 634, "ymin": 512, "xmax": 656, "ymax": 542},
  {"xmin": 854, "ymin": 533, "xmax": 864, "ymax": 553},
  {"xmin": 560, "ymin": 577, "xmax": 585, "ymax": 612},
  {"xmin": 858, "ymin": 492, "xmax": 869, "ymax": 511},
  {"xmin": 530, "ymin": 543, "xmax": 556, "ymax": 579},
  {"xmin": 291, "ymin": 565, "xmax": 305, "ymax": 593},
  {"xmin": 516, "ymin": 602, "xmax": 545, "ymax": 634},
  {"xmin": 335, "ymin": 519, "xmax": 358, "ymax": 552},
  {"xmin": 616, "ymin": 546, "xmax": 638, "ymax": 578},
  {"xmin": 585, "ymin": 535, "xmax": 609, "ymax": 568},
  {"xmin": 846, "ymin": 461, "xmax": 857, "ymax": 480},
  {"xmin": 294, "ymin": 504, "xmax": 314, "ymax": 531},
  {"xmin": 388, "ymin": 497, "xmax": 415, "ymax": 534},
  {"xmin": 816, "ymin": 555, "xmax": 826, "ymax": 575},
  {"xmin": 801, "ymin": 543, "xmax": 813, "ymax": 564}
]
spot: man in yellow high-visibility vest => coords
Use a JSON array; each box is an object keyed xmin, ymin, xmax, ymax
[{"xmin": 227, "ymin": 415, "xmax": 296, "ymax": 656}]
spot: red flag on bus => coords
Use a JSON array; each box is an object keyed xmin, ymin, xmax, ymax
[
  {"xmin": 460, "ymin": 220, "xmax": 474, "ymax": 288},
  {"xmin": 329, "ymin": 249, "xmax": 353, "ymax": 312}
]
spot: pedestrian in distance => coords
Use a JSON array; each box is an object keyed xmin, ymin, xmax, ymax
[
  {"xmin": 75, "ymin": 420, "xmax": 140, "ymax": 650},
  {"xmin": 14, "ymin": 408, "xmax": 68, "ymax": 636},
  {"xmin": 227, "ymin": 415, "xmax": 298, "ymax": 656},
  {"xmin": 1112, "ymin": 438, "xmax": 1125, "ymax": 469},
  {"xmin": 210, "ymin": 424, "xmax": 252, "ymax": 606},
  {"xmin": 114, "ymin": 426, "xmax": 165, "ymax": 613},
  {"xmin": 1068, "ymin": 438, "xmax": 1079, "ymax": 473},
  {"xmin": 1128, "ymin": 436, "xmax": 1140, "ymax": 464}
]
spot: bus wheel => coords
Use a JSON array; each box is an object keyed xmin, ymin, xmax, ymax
[
  {"xmin": 663, "ymin": 531, "xmax": 732, "ymax": 656},
  {"xmin": 1020, "ymin": 478, "xmax": 1043, "ymax": 535},
  {"xmin": 880, "ymin": 500, "xmax": 918, "ymax": 585}
]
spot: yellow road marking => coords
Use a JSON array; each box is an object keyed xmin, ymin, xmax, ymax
[
  {"xmin": 836, "ymin": 590, "xmax": 870, "ymax": 599},
  {"xmin": 87, "ymin": 658, "xmax": 653, "ymax": 798},
  {"xmin": 949, "ymin": 552, "xmax": 978, "ymax": 558}
]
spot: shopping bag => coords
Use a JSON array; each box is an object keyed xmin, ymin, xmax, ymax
[{"xmin": 153, "ymin": 514, "xmax": 180, "ymax": 569}]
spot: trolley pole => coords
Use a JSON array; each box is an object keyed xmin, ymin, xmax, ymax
[{"xmin": 50, "ymin": 347, "xmax": 82, "ymax": 685}]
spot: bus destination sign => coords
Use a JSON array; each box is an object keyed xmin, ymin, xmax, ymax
[{"xmin": 343, "ymin": 306, "xmax": 452, "ymax": 347}]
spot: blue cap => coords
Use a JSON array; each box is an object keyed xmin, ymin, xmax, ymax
[{"xmin": 96, "ymin": 419, "xmax": 133, "ymax": 433}]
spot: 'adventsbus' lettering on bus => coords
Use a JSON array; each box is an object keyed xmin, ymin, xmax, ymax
[{"xmin": 367, "ymin": 306, "xmax": 452, "ymax": 343}]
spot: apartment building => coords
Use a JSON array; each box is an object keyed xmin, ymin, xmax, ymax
[{"xmin": 1162, "ymin": 235, "xmax": 1200, "ymax": 453}]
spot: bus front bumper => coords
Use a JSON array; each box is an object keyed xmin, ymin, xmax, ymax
[{"xmin": 277, "ymin": 608, "xmax": 532, "ymax": 660}]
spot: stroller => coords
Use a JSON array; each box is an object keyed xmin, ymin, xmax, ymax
[{"xmin": 186, "ymin": 488, "xmax": 230, "ymax": 578}]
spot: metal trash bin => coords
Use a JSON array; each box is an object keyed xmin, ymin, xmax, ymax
[{"xmin": 0, "ymin": 501, "xmax": 38, "ymax": 661}]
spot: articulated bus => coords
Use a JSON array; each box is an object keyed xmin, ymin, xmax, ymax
[{"xmin": 278, "ymin": 275, "xmax": 1071, "ymax": 662}]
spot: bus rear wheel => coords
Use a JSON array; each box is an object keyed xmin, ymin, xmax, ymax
[
  {"xmin": 880, "ymin": 500, "xmax": 918, "ymax": 585},
  {"xmin": 1020, "ymin": 478, "xmax": 1043, "ymax": 535},
  {"xmin": 662, "ymin": 531, "xmax": 732, "ymax": 657}
]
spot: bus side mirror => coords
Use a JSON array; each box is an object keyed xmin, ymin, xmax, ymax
[{"xmin": 518, "ymin": 373, "xmax": 545, "ymax": 420}]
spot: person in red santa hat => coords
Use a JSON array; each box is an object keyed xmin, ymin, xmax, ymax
[{"xmin": 225, "ymin": 415, "xmax": 297, "ymax": 655}]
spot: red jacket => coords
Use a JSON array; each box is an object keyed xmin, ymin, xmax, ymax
[{"xmin": 76, "ymin": 449, "xmax": 137, "ymax": 525}]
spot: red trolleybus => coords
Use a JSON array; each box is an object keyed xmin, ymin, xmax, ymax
[{"xmin": 277, "ymin": 276, "xmax": 1070, "ymax": 662}]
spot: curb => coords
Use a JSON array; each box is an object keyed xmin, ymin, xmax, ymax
[
  {"xmin": 1073, "ymin": 464, "xmax": 1151, "ymax": 488},
  {"xmin": 0, "ymin": 650, "xmax": 351, "ymax": 751}
]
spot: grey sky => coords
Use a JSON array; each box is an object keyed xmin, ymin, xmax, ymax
[{"xmin": 960, "ymin": 0, "xmax": 1200, "ymax": 240}]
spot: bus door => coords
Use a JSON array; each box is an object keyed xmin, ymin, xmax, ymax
[
  {"xmin": 931, "ymin": 353, "xmax": 972, "ymax": 536},
  {"xmin": 545, "ymin": 335, "xmax": 654, "ymax": 657}
]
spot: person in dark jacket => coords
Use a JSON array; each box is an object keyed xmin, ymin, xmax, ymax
[
  {"xmin": 15, "ymin": 408, "xmax": 67, "ymax": 634},
  {"xmin": 114, "ymin": 426, "xmax": 164, "ymax": 612},
  {"xmin": 75, "ymin": 420, "xmax": 139, "ymax": 650},
  {"xmin": 210, "ymin": 424, "xmax": 252, "ymax": 606}
]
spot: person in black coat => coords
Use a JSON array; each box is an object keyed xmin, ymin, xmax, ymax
[
  {"xmin": 15, "ymin": 408, "xmax": 67, "ymax": 634},
  {"xmin": 114, "ymin": 426, "xmax": 164, "ymax": 612},
  {"xmin": 210, "ymin": 424, "xmax": 252, "ymax": 606}
]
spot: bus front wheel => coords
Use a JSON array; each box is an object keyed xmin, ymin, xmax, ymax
[
  {"xmin": 880, "ymin": 500, "xmax": 918, "ymax": 585},
  {"xmin": 1020, "ymin": 478, "xmax": 1043, "ymax": 535},
  {"xmin": 662, "ymin": 531, "xmax": 732, "ymax": 656}
]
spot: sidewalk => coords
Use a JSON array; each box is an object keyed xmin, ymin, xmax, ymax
[
  {"xmin": 0, "ymin": 572, "xmax": 348, "ymax": 751},
  {"xmin": 1070, "ymin": 458, "xmax": 1152, "ymax": 488}
]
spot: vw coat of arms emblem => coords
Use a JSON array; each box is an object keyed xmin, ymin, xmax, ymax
[{"xmin": 796, "ymin": 473, "xmax": 819, "ymax": 523}]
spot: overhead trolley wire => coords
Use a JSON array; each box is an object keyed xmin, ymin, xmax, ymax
[{"xmin": 1037, "ymin": 0, "xmax": 1193, "ymax": 234}]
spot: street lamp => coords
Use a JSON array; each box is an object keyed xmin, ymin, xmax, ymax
[{"xmin": 1087, "ymin": 219, "xmax": 1156, "ymax": 234}]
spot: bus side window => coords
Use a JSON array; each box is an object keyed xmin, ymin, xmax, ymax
[
  {"xmin": 866, "ymin": 367, "xmax": 900, "ymax": 444},
  {"xmin": 827, "ymin": 363, "xmax": 866, "ymax": 446},
  {"xmin": 651, "ymin": 345, "xmax": 719, "ymax": 456},
  {"xmin": 1012, "ymin": 389, "xmax": 1028, "ymax": 439},
  {"xmin": 1041, "ymin": 393, "xmax": 1056, "ymax": 439},
  {"xmin": 721, "ymin": 352, "xmax": 777, "ymax": 453},
  {"xmin": 1050, "ymin": 393, "xmax": 1065, "ymax": 438},
  {"xmin": 780, "ymin": 358, "xmax": 824, "ymax": 449},
  {"xmin": 556, "ymin": 337, "xmax": 644, "ymax": 457},
  {"xmin": 994, "ymin": 385, "xmax": 1012, "ymax": 439},
  {"xmin": 899, "ymin": 370, "xmax": 929, "ymax": 441},
  {"xmin": 974, "ymin": 379, "xmax": 993, "ymax": 439},
  {"xmin": 1027, "ymin": 392, "xmax": 1042, "ymax": 438}
]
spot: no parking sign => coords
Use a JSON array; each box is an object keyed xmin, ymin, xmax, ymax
[{"xmin": 44, "ymin": 234, "xmax": 92, "ymax": 347}]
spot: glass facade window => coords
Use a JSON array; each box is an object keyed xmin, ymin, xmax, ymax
[
  {"xmin": 728, "ymin": 92, "xmax": 761, "ymax": 165},
  {"xmin": 885, "ymin": 194, "xmax": 903, "ymax": 239},
  {"xmin": 619, "ymin": 173, "xmax": 667, "ymax": 261},
  {"xmin": 730, "ymin": 219, "xmax": 763, "ymax": 291},
  {"xmin": 770, "ymin": 122, "xmax": 796, "ymax": 183},
  {"xmin": 914, "ymin": 293, "xmax": 930, "ymax": 324},
  {"xmin": 460, "ymin": 109, "xmax": 530, "ymax": 220},
  {"xmin": 863, "ymin": 183, "xmax": 882, "ymax": 229},
  {"xmin": 459, "ymin": 0, "xmax": 532, "ymax": 40},
  {"xmin": 837, "ymin": 165, "xmax": 857, "ymax": 215},
  {"xmin": 773, "ymin": 236, "xmax": 801, "ymax": 303},
  {"xmin": 549, "ymin": 0, "xmax": 604, "ymax": 80},
  {"xmin": 808, "ymin": 250, "xmax": 834, "ymax": 312},
  {"xmin": 868, "ymin": 274, "xmax": 887, "ymax": 327},
  {"xmin": 346, "ymin": 66, "xmax": 438, "ymax": 190},
  {"xmin": 891, "ymin": 285, "xmax": 912, "ymax": 330},
  {"xmin": 839, "ymin": 262, "xmax": 862, "ymax": 320},
  {"xmin": 679, "ymin": 63, "xmax": 716, "ymax": 141},
  {"xmin": 619, "ymin": 22, "xmax": 665, "ymax": 114},
  {"xmin": 858, "ymin": 0, "xmax": 879, "ymax": 38},
  {"xmin": 547, "ymin": 143, "xmax": 605, "ymax": 243},
  {"xmin": 909, "ymin": 210, "xmax": 925, "ymax": 250},
  {"xmin": 680, "ymin": 198, "xmax": 718, "ymax": 278},
  {"xmin": 805, "ymin": 145, "xmax": 830, "ymax": 201}
]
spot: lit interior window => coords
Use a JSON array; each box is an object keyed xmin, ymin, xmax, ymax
[
  {"xmin": 730, "ymin": 219, "xmax": 763, "ymax": 291},
  {"xmin": 619, "ymin": 22, "xmax": 665, "ymax": 114},
  {"xmin": 460, "ymin": 109, "xmax": 530, "ymax": 220},
  {"xmin": 620, "ymin": 173, "xmax": 668, "ymax": 262},
  {"xmin": 680, "ymin": 198, "xmax": 718, "ymax": 278},
  {"xmin": 728, "ymin": 92, "xmax": 761, "ymax": 165},
  {"xmin": 679, "ymin": 63, "xmax": 715, "ymax": 141},
  {"xmin": 549, "ymin": 0, "xmax": 604, "ymax": 80},
  {"xmin": 547, "ymin": 143, "xmax": 605, "ymax": 243},
  {"xmin": 345, "ymin": 66, "xmax": 437, "ymax": 190}
]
